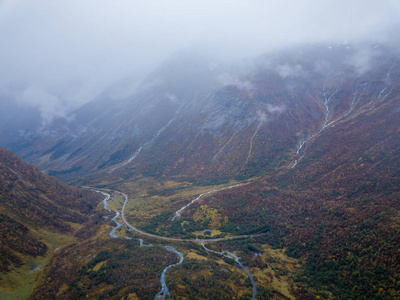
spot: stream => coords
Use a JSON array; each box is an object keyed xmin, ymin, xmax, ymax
[
  {"xmin": 111, "ymin": 102, "xmax": 184, "ymax": 172},
  {"xmin": 291, "ymin": 77, "xmax": 343, "ymax": 168},
  {"xmin": 154, "ymin": 246, "xmax": 184, "ymax": 300},
  {"xmin": 292, "ymin": 61, "xmax": 397, "ymax": 169},
  {"xmin": 201, "ymin": 241, "xmax": 257, "ymax": 300},
  {"xmin": 93, "ymin": 189, "xmax": 184, "ymax": 300},
  {"xmin": 99, "ymin": 191, "xmax": 123, "ymax": 238},
  {"xmin": 88, "ymin": 186, "xmax": 257, "ymax": 299}
]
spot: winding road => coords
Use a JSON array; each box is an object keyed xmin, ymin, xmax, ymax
[
  {"xmin": 86, "ymin": 186, "xmax": 258, "ymax": 299},
  {"xmin": 92, "ymin": 189, "xmax": 183, "ymax": 300},
  {"xmin": 90, "ymin": 187, "xmax": 259, "ymax": 243}
]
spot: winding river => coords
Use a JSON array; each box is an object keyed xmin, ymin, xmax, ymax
[
  {"xmin": 92, "ymin": 189, "xmax": 184, "ymax": 300},
  {"xmin": 88, "ymin": 186, "xmax": 257, "ymax": 299},
  {"xmin": 154, "ymin": 246, "xmax": 184, "ymax": 300}
]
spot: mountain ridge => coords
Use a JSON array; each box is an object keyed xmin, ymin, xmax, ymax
[
  {"xmin": 2, "ymin": 41, "xmax": 400, "ymax": 299},
  {"xmin": 13, "ymin": 42, "xmax": 398, "ymax": 186}
]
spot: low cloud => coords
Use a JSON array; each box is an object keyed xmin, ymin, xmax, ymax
[
  {"xmin": 276, "ymin": 63, "xmax": 304, "ymax": 78},
  {"xmin": 314, "ymin": 60, "xmax": 333, "ymax": 77},
  {"xmin": 0, "ymin": 0, "xmax": 399, "ymax": 124},
  {"xmin": 16, "ymin": 86, "xmax": 71, "ymax": 125},
  {"xmin": 217, "ymin": 73, "xmax": 255, "ymax": 93},
  {"xmin": 257, "ymin": 110, "xmax": 268, "ymax": 122},
  {"xmin": 256, "ymin": 105, "xmax": 285, "ymax": 123},
  {"xmin": 346, "ymin": 47, "xmax": 380, "ymax": 75},
  {"xmin": 266, "ymin": 104, "xmax": 285, "ymax": 114}
]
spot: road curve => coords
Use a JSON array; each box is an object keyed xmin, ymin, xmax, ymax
[
  {"xmin": 119, "ymin": 189, "xmax": 261, "ymax": 242},
  {"xmin": 93, "ymin": 189, "xmax": 184, "ymax": 300},
  {"xmin": 85, "ymin": 186, "xmax": 259, "ymax": 243},
  {"xmin": 85, "ymin": 186, "xmax": 259, "ymax": 299}
]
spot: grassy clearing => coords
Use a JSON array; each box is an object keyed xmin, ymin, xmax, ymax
[
  {"xmin": 0, "ymin": 261, "xmax": 40, "ymax": 300},
  {"xmin": 186, "ymin": 252, "xmax": 208, "ymax": 261},
  {"xmin": 0, "ymin": 228, "xmax": 79, "ymax": 300},
  {"xmin": 250, "ymin": 245, "xmax": 300, "ymax": 299},
  {"xmin": 106, "ymin": 192, "xmax": 125, "ymax": 212},
  {"xmin": 37, "ymin": 229, "xmax": 78, "ymax": 251},
  {"xmin": 119, "ymin": 178, "xmax": 245, "ymax": 227}
]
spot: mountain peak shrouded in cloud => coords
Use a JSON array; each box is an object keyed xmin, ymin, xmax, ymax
[{"xmin": 0, "ymin": 0, "xmax": 399, "ymax": 124}]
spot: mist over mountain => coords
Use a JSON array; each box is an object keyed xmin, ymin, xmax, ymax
[
  {"xmin": 10, "ymin": 42, "xmax": 399, "ymax": 184},
  {"xmin": 3, "ymin": 40, "xmax": 397, "ymax": 299},
  {"xmin": 2, "ymin": 1, "xmax": 400, "ymax": 299},
  {"xmin": 1, "ymin": 0, "xmax": 399, "ymax": 125},
  {"xmin": 0, "ymin": 96, "xmax": 42, "ymax": 147}
]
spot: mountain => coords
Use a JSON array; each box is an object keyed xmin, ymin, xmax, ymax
[
  {"xmin": 11, "ymin": 43, "xmax": 400, "ymax": 185},
  {"xmin": 9, "ymin": 51, "xmax": 217, "ymax": 181},
  {"xmin": 3, "ymin": 42, "xmax": 400, "ymax": 299},
  {"xmin": 0, "ymin": 95, "xmax": 42, "ymax": 149},
  {"xmin": 181, "ymin": 70, "xmax": 400, "ymax": 298},
  {"xmin": 0, "ymin": 146, "xmax": 101, "ymax": 296}
]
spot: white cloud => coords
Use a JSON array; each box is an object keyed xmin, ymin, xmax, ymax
[
  {"xmin": 0, "ymin": 0, "xmax": 399, "ymax": 123},
  {"xmin": 266, "ymin": 104, "xmax": 285, "ymax": 114},
  {"xmin": 276, "ymin": 64, "xmax": 304, "ymax": 78},
  {"xmin": 346, "ymin": 47, "xmax": 379, "ymax": 75},
  {"xmin": 16, "ymin": 86, "xmax": 70, "ymax": 125},
  {"xmin": 256, "ymin": 105, "xmax": 285, "ymax": 124},
  {"xmin": 217, "ymin": 73, "xmax": 255, "ymax": 93}
]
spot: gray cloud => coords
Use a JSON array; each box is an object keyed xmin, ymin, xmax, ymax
[
  {"xmin": 345, "ymin": 46, "xmax": 380, "ymax": 75},
  {"xmin": 276, "ymin": 64, "xmax": 305, "ymax": 78},
  {"xmin": 1, "ymin": 0, "xmax": 399, "ymax": 123},
  {"xmin": 15, "ymin": 85, "xmax": 72, "ymax": 125},
  {"xmin": 217, "ymin": 73, "xmax": 255, "ymax": 93}
]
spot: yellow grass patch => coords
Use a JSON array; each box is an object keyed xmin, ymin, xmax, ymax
[
  {"xmin": 248, "ymin": 245, "xmax": 301, "ymax": 299},
  {"xmin": 0, "ymin": 228, "xmax": 79, "ymax": 300},
  {"xmin": 120, "ymin": 179, "xmax": 247, "ymax": 229},
  {"xmin": 93, "ymin": 261, "xmax": 106, "ymax": 271},
  {"xmin": 186, "ymin": 252, "xmax": 208, "ymax": 261},
  {"xmin": 126, "ymin": 292, "xmax": 139, "ymax": 300}
]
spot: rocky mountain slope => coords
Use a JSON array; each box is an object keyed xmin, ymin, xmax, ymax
[
  {"xmin": 3, "ymin": 42, "xmax": 400, "ymax": 298},
  {"xmin": 179, "ymin": 73, "xmax": 400, "ymax": 298},
  {"xmin": 10, "ymin": 43, "xmax": 399, "ymax": 187}
]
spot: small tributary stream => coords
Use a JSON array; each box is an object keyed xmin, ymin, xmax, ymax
[{"xmin": 201, "ymin": 241, "xmax": 257, "ymax": 300}]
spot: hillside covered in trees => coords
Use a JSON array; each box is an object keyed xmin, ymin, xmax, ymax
[
  {"xmin": 1, "ymin": 42, "xmax": 400, "ymax": 299},
  {"xmin": 0, "ymin": 146, "xmax": 101, "ymax": 292}
]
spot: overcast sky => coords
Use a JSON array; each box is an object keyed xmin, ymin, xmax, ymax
[{"xmin": 1, "ymin": 0, "xmax": 399, "ymax": 122}]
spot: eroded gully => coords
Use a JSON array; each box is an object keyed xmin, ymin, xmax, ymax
[
  {"xmin": 292, "ymin": 61, "xmax": 397, "ymax": 168},
  {"xmin": 291, "ymin": 77, "xmax": 343, "ymax": 168}
]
